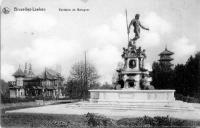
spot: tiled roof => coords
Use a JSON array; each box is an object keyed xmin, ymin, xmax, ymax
[
  {"xmin": 159, "ymin": 48, "xmax": 174, "ymax": 56},
  {"xmin": 13, "ymin": 67, "xmax": 25, "ymax": 77},
  {"xmin": 39, "ymin": 68, "xmax": 63, "ymax": 80}
]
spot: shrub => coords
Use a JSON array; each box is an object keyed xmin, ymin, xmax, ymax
[
  {"xmin": 175, "ymin": 93, "xmax": 200, "ymax": 103},
  {"xmin": 85, "ymin": 113, "xmax": 116, "ymax": 127},
  {"xmin": 117, "ymin": 116, "xmax": 155, "ymax": 127},
  {"xmin": 1, "ymin": 97, "xmax": 35, "ymax": 104},
  {"xmin": 117, "ymin": 116, "xmax": 200, "ymax": 127},
  {"xmin": 1, "ymin": 95, "xmax": 61, "ymax": 104},
  {"xmin": 153, "ymin": 116, "xmax": 172, "ymax": 126}
]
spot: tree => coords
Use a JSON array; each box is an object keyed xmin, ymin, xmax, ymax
[
  {"xmin": 0, "ymin": 79, "xmax": 9, "ymax": 99},
  {"xmin": 151, "ymin": 62, "xmax": 174, "ymax": 89},
  {"xmin": 66, "ymin": 61, "xmax": 99, "ymax": 99},
  {"xmin": 152, "ymin": 51, "xmax": 200, "ymax": 99},
  {"xmin": 173, "ymin": 64, "xmax": 187, "ymax": 95},
  {"xmin": 184, "ymin": 52, "xmax": 200, "ymax": 97},
  {"xmin": 64, "ymin": 78, "xmax": 83, "ymax": 99}
]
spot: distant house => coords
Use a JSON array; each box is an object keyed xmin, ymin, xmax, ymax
[{"xmin": 8, "ymin": 63, "xmax": 65, "ymax": 99}]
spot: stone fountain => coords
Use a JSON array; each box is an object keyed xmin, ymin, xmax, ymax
[
  {"xmin": 89, "ymin": 40, "xmax": 176, "ymax": 106},
  {"xmin": 77, "ymin": 14, "xmax": 194, "ymax": 114},
  {"xmin": 89, "ymin": 13, "xmax": 176, "ymax": 106}
]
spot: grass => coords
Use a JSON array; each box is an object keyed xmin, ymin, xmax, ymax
[
  {"xmin": 1, "ymin": 112, "xmax": 200, "ymax": 128},
  {"xmin": 1, "ymin": 113, "xmax": 87, "ymax": 128},
  {"xmin": 0, "ymin": 101, "xmax": 87, "ymax": 128}
]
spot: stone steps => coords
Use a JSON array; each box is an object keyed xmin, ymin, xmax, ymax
[{"xmin": 66, "ymin": 102, "xmax": 194, "ymax": 112}]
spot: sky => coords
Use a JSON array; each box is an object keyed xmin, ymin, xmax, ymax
[{"xmin": 1, "ymin": 0, "xmax": 200, "ymax": 84}]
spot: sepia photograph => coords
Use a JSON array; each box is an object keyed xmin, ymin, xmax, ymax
[{"xmin": 1, "ymin": 0, "xmax": 200, "ymax": 127}]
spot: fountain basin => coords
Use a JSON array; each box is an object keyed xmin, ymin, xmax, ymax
[{"xmin": 89, "ymin": 89, "xmax": 175, "ymax": 105}]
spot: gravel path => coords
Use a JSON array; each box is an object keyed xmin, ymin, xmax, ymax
[{"xmin": 6, "ymin": 102, "xmax": 200, "ymax": 120}]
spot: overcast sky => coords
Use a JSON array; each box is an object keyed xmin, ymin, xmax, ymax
[{"xmin": 1, "ymin": 0, "xmax": 200, "ymax": 84}]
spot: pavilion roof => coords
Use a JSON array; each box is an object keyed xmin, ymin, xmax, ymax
[
  {"xmin": 38, "ymin": 68, "xmax": 64, "ymax": 80},
  {"xmin": 13, "ymin": 67, "xmax": 25, "ymax": 77},
  {"xmin": 159, "ymin": 48, "xmax": 174, "ymax": 56}
]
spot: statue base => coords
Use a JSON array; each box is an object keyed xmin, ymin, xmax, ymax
[
  {"xmin": 89, "ymin": 89, "xmax": 175, "ymax": 104},
  {"xmin": 85, "ymin": 89, "xmax": 194, "ymax": 112}
]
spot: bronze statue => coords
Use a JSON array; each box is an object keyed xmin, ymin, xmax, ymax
[
  {"xmin": 140, "ymin": 49, "xmax": 146, "ymax": 69},
  {"xmin": 122, "ymin": 47, "xmax": 128, "ymax": 58},
  {"xmin": 128, "ymin": 14, "xmax": 149, "ymax": 42},
  {"xmin": 140, "ymin": 75, "xmax": 155, "ymax": 90}
]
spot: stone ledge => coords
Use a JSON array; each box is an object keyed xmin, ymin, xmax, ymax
[{"xmin": 89, "ymin": 89, "xmax": 175, "ymax": 93}]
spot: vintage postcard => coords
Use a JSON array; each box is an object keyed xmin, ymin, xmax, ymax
[{"xmin": 1, "ymin": 0, "xmax": 200, "ymax": 127}]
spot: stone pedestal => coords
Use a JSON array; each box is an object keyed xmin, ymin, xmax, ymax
[
  {"xmin": 89, "ymin": 90, "xmax": 175, "ymax": 106},
  {"xmin": 118, "ymin": 44, "xmax": 148, "ymax": 90}
]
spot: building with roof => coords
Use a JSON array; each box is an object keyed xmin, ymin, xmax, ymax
[
  {"xmin": 8, "ymin": 63, "xmax": 65, "ymax": 99},
  {"xmin": 158, "ymin": 46, "xmax": 174, "ymax": 69}
]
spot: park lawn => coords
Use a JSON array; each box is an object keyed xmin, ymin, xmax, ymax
[
  {"xmin": 1, "ymin": 112, "xmax": 200, "ymax": 128},
  {"xmin": 1, "ymin": 103, "xmax": 88, "ymax": 128},
  {"xmin": 0, "ymin": 101, "xmax": 90, "ymax": 128},
  {"xmin": 1, "ymin": 113, "xmax": 88, "ymax": 128}
]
